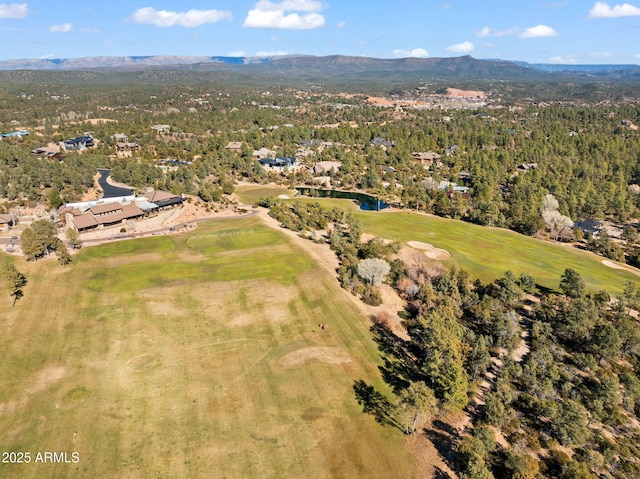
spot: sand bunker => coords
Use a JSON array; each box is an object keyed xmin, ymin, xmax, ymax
[
  {"xmin": 602, "ymin": 260, "xmax": 640, "ymax": 277},
  {"xmin": 279, "ymin": 347, "xmax": 351, "ymax": 368},
  {"xmin": 278, "ymin": 194, "xmax": 291, "ymax": 199},
  {"xmin": 407, "ymin": 241, "xmax": 451, "ymax": 261}
]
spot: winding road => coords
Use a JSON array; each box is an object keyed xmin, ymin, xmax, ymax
[{"xmin": 97, "ymin": 168, "xmax": 134, "ymax": 198}]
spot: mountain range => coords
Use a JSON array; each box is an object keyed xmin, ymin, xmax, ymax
[{"xmin": 0, "ymin": 54, "xmax": 638, "ymax": 83}]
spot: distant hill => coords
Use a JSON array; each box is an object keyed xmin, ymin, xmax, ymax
[
  {"xmin": 514, "ymin": 61, "xmax": 640, "ymax": 79},
  {"xmin": 0, "ymin": 54, "xmax": 638, "ymax": 86},
  {"xmin": 0, "ymin": 54, "xmax": 287, "ymax": 70}
]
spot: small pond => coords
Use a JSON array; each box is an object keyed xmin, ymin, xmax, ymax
[{"xmin": 295, "ymin": 187, "xmax": 389, "ymax": 211}]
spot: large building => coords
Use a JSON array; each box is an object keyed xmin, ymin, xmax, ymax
[{"xmin": 59, "ymin": 190, "xmax": 182, "ymax": 232}]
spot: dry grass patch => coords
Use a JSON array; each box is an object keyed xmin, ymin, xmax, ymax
[
  {"xmin": 138, "ymin": 286, "xmax": 188, "ymax": 317},
  {"xmin": 190, "ymin": 279, "xmax": 298, "ymax": 327},
  {"xmin": 279, "ymin": 346, "xmax": 352, "ymax": 368},
  {"xmin": 0, "ymin": 365, "xmax": 68, "ymax": 417}
]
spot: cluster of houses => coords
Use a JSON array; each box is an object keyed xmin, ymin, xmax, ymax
[
  {"xmin": 31, "ymin": 134, "xmax": 95, "ymax": 158},
  {"xmin": 58, "ymin": 190, "xmax": 183, "ymax": 233}
]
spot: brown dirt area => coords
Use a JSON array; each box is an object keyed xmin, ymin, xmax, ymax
[
  {"xmin": 446, "ymin": 88, "xmax": 486, "ymax": 98},
  {"xmin": 69, "ymin": 118, "xmax": 118, "ymax": 125},
  {"xmin": 0, "ymin": 365, "xmax": 68, "ymax": 417},
  {"xmin": 279, "ymin": 347, "xmax": 352, "ymax": 368}
]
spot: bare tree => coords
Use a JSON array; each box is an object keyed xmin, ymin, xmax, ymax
[
  {"xmin": 542, "ymin": 194, "xmax": 573, "ymax": 240},
  {"xmin": 357, "ymin": 258, "xmax": 390, "ymax": 286}
]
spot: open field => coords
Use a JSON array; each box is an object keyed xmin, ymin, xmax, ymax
[
  {"xmin": 0, "ymin": 216, "xmax": 417, "ymax": 479},
  {"xmin": 245, "ymin": 185, "xmax": 640, "ymax": 296}
]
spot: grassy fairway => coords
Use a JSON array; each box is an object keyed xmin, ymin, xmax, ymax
[
  {"xmin": 356, "ymin": 210, "xmax": 640, "ymax": 295},
  {"xmin": 0, "ymin": 216, "xmax": 416, "ymax": 479},
  {"xmin": 267, "ymin": 186, "xmax": 639, "ymax": 295}
]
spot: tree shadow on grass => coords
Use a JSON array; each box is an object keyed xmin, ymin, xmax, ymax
[
  {"xmin": 370, "ymin": 322, "xmax": 424, "ymax": 393},
  {"xmin": 433, "ymin": 466, "xmax": 452, "ymax": 479},
  {"xmin": 422, "ymin": 419, "xmax": 460, "ymax": 469},
  {"xmin": 352, "ymin": 379, "xmax": 404, "ymax": 432}
]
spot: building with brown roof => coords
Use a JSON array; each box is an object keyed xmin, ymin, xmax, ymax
[
  {"xmin": 66, "ymin": 202, "xmax": 145, "ymax": 232},
  {"xmin": 225, "ymin": 141, "xmax": 243, "ymax": 154},
  {"xmin": 0, "ymin": 213, "xmax": 13, "ymax": 231},
  {"xmin": 140, "ymin": 190, "xmax": 183, "ymax": 209}
]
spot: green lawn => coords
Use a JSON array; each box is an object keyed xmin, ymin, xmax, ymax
[
  {"xmin": 0, "ymin": 216, "xmax": 416, "ymax": 479},
  {"xmin": 356, "ymin": 210, "xmax": 639, "ymax": 295}
]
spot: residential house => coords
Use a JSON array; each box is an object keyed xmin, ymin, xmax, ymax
[
  {"xmin": 116, "ymin": 140, "xmax": 140, "ymax": 153},
  {"xmin": 31, "ymin": 144, "xmax": 63, "ymax": 160},
  {"xmin": 151, "ymin": 124, "xmax": 171, "ymax": 134},
  {"xmin": 371, "ymin": 137, "xmax": 396, "ymax": 148},
  {"xmin": 0, "ymin": 213, "xmax": 13, "ymax": 231},
  {"xmin": 259, "ymin": 157, "xmax": 297, "ymax": 170},
  {"xmin": 225, "ymin": 141, "xmax": 243, "ymax": 154},
  {"xmin": 252, "ymin": 147, "xmax": 276, "ymax": 160},
  {"xmin": 444, "ymin": 145, "xmax": 459, "ymax": 156},
  {"xmin": 573, "ymin": 219, "xmax": 602, "ymax": 236},
  {"xmin": 438, "ymin": 180, "xmax": 470, "ymax": 198},
  {"xmin": 64, "ymin": 135, "xmax": 94, "ymax": 151},
  {"xmin": 516, "ymin": 163, "xmax": 538, "ymax": 173},
  {"xmin": 413, "ymin": 151, "xmax": 442, "ymax": 168}
]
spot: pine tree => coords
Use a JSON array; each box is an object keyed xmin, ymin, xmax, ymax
[{"xmin": 1, "ymin": 262, "xmax": 27, "ymax": 307}]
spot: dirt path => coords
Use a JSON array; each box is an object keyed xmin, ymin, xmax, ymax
[{"xmin": 256, "ymin": 209, "xmax": 411, "ymax": 339}]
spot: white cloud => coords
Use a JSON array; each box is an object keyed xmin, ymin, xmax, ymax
[
  {"xmin": 336, "ymin": 21, "xmax": 346, "ymax": 28},
  {"xmin": 49, "ymin": 23, "xmax": 72, "ymax": 33},
  {"xmin": 445, "ymin": 41, "xmax": 475, "ymax": 53},
  {"xmin": 243, "ymin": 0, "xmax": 326, "ymax": 29},
  {"xmin": 254, "ymin": 50, "xmax": 289, "ymax": 56},
  {"xmin": 588, "ymin": 1, "xmax": 640, "ymax": 18},
  {"xmin": 634, "ymin": 53, "xmax": 640, "ymax": 59},
  {"xmin": 227, "ymin": 51, "xmax": 246, "ymax": 57},
  {"xmin": 548, "ymin": 54, "xmax": 579, "ymax": 63},
  {"xmin": 475, "ymin": 26, "xmax": 517, "ymax": 38},
  {"xmin": 520, "ymin": 24, "xmax": 557, "ymax": 38},
  {"xmin": 254, "ymin": 0, "xmax": 325, "ymax": 11},
  {"xmin": 39, "ymin": 53, "xmax": 55, "ymax": 59},
  {"xmin": 129, "ymin": 7, "xmax": 233, "ymax": 28},
  {"xmin": 589, "ymin": 51, "xmax": 614, "ymax": 58},
  {"xmin": 0, "ymin": 3, "xmax": 29, "ymax": 18},
  {"xmin": 393, "ymin": 48, "xmax": 429, "ymax": 58}
]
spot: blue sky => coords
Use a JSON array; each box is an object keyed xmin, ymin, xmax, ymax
[{"xmin": 0, "ymin": 1, "xmax": 638, "ymax": 64}]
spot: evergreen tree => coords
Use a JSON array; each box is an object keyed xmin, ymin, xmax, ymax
[{"xmin": 1, "ymin": 262, "xmax": 27, "ymax": 307}]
